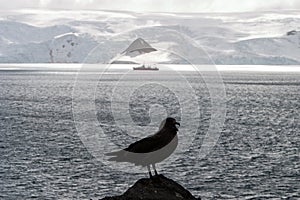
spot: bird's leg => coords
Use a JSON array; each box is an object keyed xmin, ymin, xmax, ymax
[
  {"xmin": 147, "ymin": 165, "xmax": 153, "ymax": 178},
  {"xmin": 152, "ymin": 164, "xmax": 158, "ymax": 176}
]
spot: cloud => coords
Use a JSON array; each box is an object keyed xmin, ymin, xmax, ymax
[
  {"xmin": 0, "ymin": 0, "xmax": 300, "ymax": 12},
  {"xmin": 0, "ymin": 0, "xmax": 40, "ymax": 10}
]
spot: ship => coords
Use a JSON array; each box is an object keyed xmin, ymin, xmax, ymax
[{"xmin": 133, "ymin": 64, "xmax": 159, "ymax": 71}]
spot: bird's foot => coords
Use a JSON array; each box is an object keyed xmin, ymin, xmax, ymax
[{"xmin": 149, "ymin": 172, "xmax": 153, "ymax": 179}]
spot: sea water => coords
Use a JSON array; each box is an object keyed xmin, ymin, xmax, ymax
[{"xmin": 0, "ymin": 64, "xmax": 299, "ymax": 199}]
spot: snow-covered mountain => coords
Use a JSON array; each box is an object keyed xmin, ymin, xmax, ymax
[{"xmin": 0, "ymin": 9, "xmax": 300, "ymax": 64}]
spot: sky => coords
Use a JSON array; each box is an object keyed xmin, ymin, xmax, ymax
[{"xmin": 0, "ymin": 0, "xmax": 300, "ymax": 12}]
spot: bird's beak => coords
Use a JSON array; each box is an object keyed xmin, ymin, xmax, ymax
[{"xmin": 175, "ymin": 122, "xmax": 180, "ymax": 129}]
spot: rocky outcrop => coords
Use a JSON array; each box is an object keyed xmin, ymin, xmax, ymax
[
  {"xmin": 100, "ymin": 175, "xmax": 200, "ymax": 200},
  {"xmin": 287, "ymin": 30, "xmax": 297, "ymax": 36},
  {"xmin": 122, "ymin": 38, "xmax": 157, "ymax": 56}
]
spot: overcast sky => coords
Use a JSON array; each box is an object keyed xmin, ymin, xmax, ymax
[{"xmin": 0, "ymin": 0, "xmax": 300, "ymax": 12}]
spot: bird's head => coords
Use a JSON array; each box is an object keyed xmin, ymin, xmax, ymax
[{"xmin": 159, "ymin": 117, "xmax": 180, "ymax": 132}]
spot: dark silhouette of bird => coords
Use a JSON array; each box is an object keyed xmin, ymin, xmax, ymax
[{"xmin": 106, "ymin": 117, "xmax": 180, "ymax": 177}]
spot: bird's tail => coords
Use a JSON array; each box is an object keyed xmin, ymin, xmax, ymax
[
  {"xmin": 105, "ymin": 150, "xmax": 128, "ymax": 162},
  {"xmin": 106, "ymin": 150, "xmax": 147, "ymax": 166}
]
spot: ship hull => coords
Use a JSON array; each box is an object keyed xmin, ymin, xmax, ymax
[{"xmin": 133, "ymin": 67, "xmax": 159, "ymax": 71}]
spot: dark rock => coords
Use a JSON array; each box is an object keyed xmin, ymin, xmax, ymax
[
  {"xmin": 122, "ymin": 38, "xmax": 157, "ymax": 55},
  {"xmin": 287, "ymin": 30, "xmax": 297, "ymax": 36},
  {"xmin": 100, "ymin": 174, "xmax": 200, "ymax": 200}
]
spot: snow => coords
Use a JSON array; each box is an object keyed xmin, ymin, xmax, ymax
[
  {"xmin": 0, "ymin": 9, "xmax": 300, "ymax": 64},
  {"xmin": 54, "ymin": 32, "xmax": 79, "ymax": 39}
]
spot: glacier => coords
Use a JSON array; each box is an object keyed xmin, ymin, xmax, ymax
[{"xmin": 0, "ymin": 9, "xmax": 299, "ymax": 64}]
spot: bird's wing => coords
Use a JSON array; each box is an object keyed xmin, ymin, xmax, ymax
[{"xmin": 125, "ymin": 134, "xmax": 164, "ymax": 153}]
